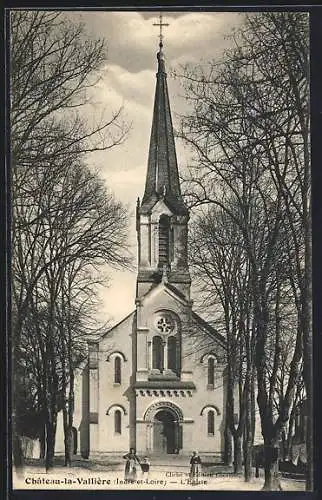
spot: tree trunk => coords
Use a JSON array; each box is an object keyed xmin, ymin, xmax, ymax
[
  {"xmin": 61, "ymin": 318, "xmax": 71, "ymax": 467},
  {"xmin": 243, "ymin": 380, "xmax": 254, "ymax": 481},
  {"xmin": 250, "ymin": 373, "xmax": 256, "ymax": 440},
  {"xmin": 45, "ymin": 420, "xmax": 55, "ymax": 471},
  {"xmin": 244, "ymin": 311, "xmax": 255, "ymax": 482},
  {"xmin": 243, "ymin": 438, "xmax": 252, "ymax": 482},
  {"xmin": 66, "ymin": 296, "xmax": 75, "ymax": 466},
  {"xmin": 302, "ymin": 264, "xmax": 313, "ymax": 490},
  {"xmin": 12, "ymin": 343, "xmax": 24, "ymax": 473},
  {"xmin": 262, "ymin": 444, "xmax": 282, "ymax": 491},
  {"xmin": 45, "ymin": 412, "xmax": 57, "ymax": 471},
  {"xmin": 305, "ymin": 404, "xmax": 313, "ymax": 491},
  {"xmin": 39, "ymin": 424, "xmax": 46, "ymax": 459},
  {"xmin": 254, "ymin": 303, "xmax": 283, "ymax": 491},
  {"xmin": 63, "ymin": 406, "xmax": 69, "ymax": 466},
  {"xmin": 285, "ymin": 401, "xmax": 298, "ymax": 462},
  {"xmin": 280, "ymin": 432, "xmax": 287, "ymax": 462},
  {"xmin": 233, "ymin": 434, "xmax": 243, "ymax": 474},
  {"xmin": 63, "ymin": 405, "xmax": 73, "ymax": 467},
  {"xmin": 225, "ymin": 355, "xmax": 237, "ymax": 468},
  {"xmin": 223, "ymin": 423, "xmax": 233, "ymax": 465},
  {"xmin": 301, "ymin": 47, "xmax": 312, "ymax": 489},
  {"xmin": 12, "ymin": 422, "xmax": 24, "ymax": 473},
  {"xmin": 64, "ymin": 427, "xmax": 73, "ymax": 467}
]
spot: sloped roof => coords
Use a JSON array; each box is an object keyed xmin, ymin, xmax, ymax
[
  {"xmin": 100, "ymin": 310, "xmax": 135, "ymax": 339},
  {"xmin": 135, "ymin": 279, "xmax": 189, "ymax": 303},
  {"xmin": 97, "ymin": 288, "xmax": 226, "ymax": 348},
  {"xmin": 165, "ymin": 282, "xmax": 189, "ymax": 302},
  {"xmin": 192, "ymin": 310, "xmax": 226, "ymax": 346}
]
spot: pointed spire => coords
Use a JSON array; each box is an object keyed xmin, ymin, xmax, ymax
[
  {"xmin": 157, "ymin": 41, "xmax": 166, "ymax": 74},
  {"xmin": 140, "ymin": 15, "xmax": 188, "ymax": 215}
]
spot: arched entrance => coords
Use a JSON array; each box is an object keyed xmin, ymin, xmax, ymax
[
  {"xmin": 144, "ymin": 401, "xmax": 183, "ymax": 454},
  {"xmin": 153, "ymin": 410, "xmax": 177, "ymax": 454}
]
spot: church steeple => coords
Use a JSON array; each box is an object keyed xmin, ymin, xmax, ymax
[
  {"xmin": 140, "ymin": 25, "xmax": 188, "ymax": 216},
  {"xmin": 136, "ymin": 16, "xmax": 190, "ymax": 300}
]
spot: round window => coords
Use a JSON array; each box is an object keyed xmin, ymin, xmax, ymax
[{"xmin": 155, "ymin": 313, "xmax": 175, "ymax": 334}]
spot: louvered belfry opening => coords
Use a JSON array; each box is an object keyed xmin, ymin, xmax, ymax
[{"xmin": 158, "ymin": 214, "xmax": 170, "ymax": 267}]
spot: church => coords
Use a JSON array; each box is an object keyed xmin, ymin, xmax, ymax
[{"xmin": 56, "ymin": 34, "xmax": 227, "ymax": 459}]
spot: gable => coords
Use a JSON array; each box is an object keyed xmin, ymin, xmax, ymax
[
  {"xmin": 150, "ymin": 198, "xmax": 173, "ymax": 221},
  {"xmin": 100, "ymin": 311, "xmax": 135, "ymax": 341},
  {"xmin": 97, "ymin": 311, "xmax": 135, "ymax": 368},
  {"xmin": 140, "ymin": 280, "xmax": 189, "ymax": 308}
]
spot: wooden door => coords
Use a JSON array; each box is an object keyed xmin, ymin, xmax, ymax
[{"xmin": 153, "ymin": 420, "xmax": 167, "ymax": 453}]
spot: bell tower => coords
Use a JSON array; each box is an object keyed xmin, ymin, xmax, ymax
[{"xmin": 136, "ymin": 22, "xmax": 191, "ymax": 301}]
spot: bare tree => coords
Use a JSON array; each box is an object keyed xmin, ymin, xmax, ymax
[
  {"xmin": 14, "ymin": 154, "xmax": 131, "ymax": 470},
  {"xmin": 57, "ymin": 257, "xmax": 109, "ymax": 467},
  {"xmin": 190, "ymin": 206, "xmax": 255, "ymax": 475},
  {"xmin": 10, "ymin": 10, "xmax": 131, "ymax": 471},
  {"xmin": 237, "ymin": 13, "xmax": 311, "ymax": 489},
  {"xmin": 176, "ymin": 11, "xmax": 309, "ymax": 490},
  {"xmin": 11, "ymin": 11, "xmax": 129, "ymax": 338}
]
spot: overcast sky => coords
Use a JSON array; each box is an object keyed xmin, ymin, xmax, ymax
[{"xmin": 68, "ymin": 10, "xmax": 244, "ymax": 326}]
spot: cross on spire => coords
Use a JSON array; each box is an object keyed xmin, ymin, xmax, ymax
[{"xmin": 153, "ymin": 12, "xmax": 169, "ymax": 48}]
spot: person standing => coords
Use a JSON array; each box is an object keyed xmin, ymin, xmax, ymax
[
  {"xmin": 189, "ymin": 451, "xmax": 202, "ymax": 485},
  {"xmin": 123, "ymin": 448, "xmax": 140, "ymax": 481},
  {"xmin": 140, "ymin": 456, "xmax": 150, "ymax": 480}
]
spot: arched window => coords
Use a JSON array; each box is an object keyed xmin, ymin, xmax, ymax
[
  {"xmin": 207, "ymin": 410, "xmax": 215, "ymax": 435},
  {"xmin": 114, "ymin": 356, "xmax": 121, "ymax": 384},
  {"xmin": 158, "ymin": 215, "xmax": 170, "ymax": 267},
  {"xmin": 208, "ymin": 357, "xmax": 215, "ymax": 386},
  {"xmin": 168, "ymin": 336, "xmax": 177, "ymax": 372},
  {"xmin": 152, "ymin": 336, "xmax": 164, "ymax": 371},
  {"xmin": 114, "ymin": 410, "xmax": 121, "ymax": 434}
]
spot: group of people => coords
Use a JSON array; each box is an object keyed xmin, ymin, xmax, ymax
[
  {"xmin": 123, "ymin": 449, "xmax": 150, "ymax": 481},
  {"xmin": 123, "ymin": 448, "xmax": 202, "ymax": 485}
]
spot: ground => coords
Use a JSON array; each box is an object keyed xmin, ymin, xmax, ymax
[{"xmin": 13, "ymin": 455, "xmax": 306, "ymax": 491}]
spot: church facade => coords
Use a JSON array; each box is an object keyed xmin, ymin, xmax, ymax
[{"xmin": 56, "ymin": 40, "xmax": 227, "ymax": 458}]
